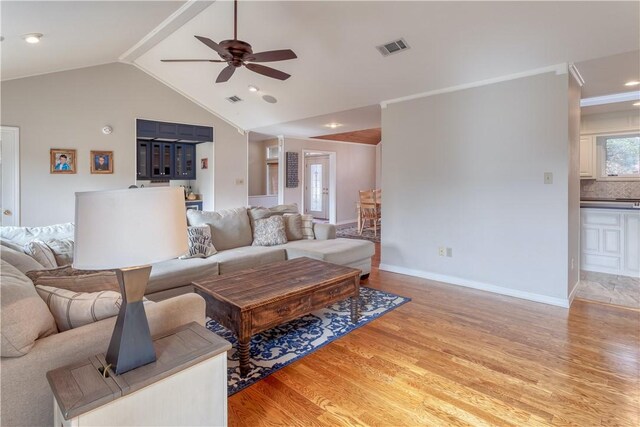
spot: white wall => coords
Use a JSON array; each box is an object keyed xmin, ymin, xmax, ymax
[
  {"xmin": 282, "ymin": 137, "xmax": 376, "ymax": 224},
  {"xmin": 381, "ymin": 71, "xmax": 575, "ymax": 305},
  {"xmin": 567, "ymin": 75, "xmax": 581, "ymax": 299},
  {"xmin": 195, "ymin": 142, "xmax": 214, "ymax": 211},
  {"xmin": 248, "ymin": 138, "xmax": 267, "ymax": 196},
  {"xmin": 375, "ymin": 142, "xmax": 382, "ymax": 189},
  {"xmin": 0, "ymin": 62, "xmax": 246, "ymax": 225}
]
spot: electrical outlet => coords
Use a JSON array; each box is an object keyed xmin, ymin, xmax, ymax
[
  {"xmin": 544, "ymin": 172, "xmax": 553, "ymax": 184},
  {"xmin": 446, "ymin": 248, "xmax": 453, "ymax": 257},
  {"xmin": 438, "ymin": 247, "xmax": 446, "ymax": 256},
  {"xmin": 235, "ymin": 178, "xmax": 244, "ymax": 185}
]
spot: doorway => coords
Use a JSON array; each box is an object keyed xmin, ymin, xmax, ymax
[
  {"xmin": 304, "ymin": 154, "xmax": 329, "ymax": 219},
  {"xmin": 0, "ymin": 126, "xmax": 20, "ymax": 226}
]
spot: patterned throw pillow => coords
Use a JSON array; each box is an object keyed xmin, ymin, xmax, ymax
[
  {"xmin": 23, "ymin": 238, "xmax": 74, "ymax": 268},
  {"xmin": 252, "ymin": 216, "xmax": 288, "ymax": 246},
  {"xmin": 180, "ymin": 226, "xmax": 217, "ymax": 259},
  {"xmin": 35, "ymin": 286, "xmax": 123, "ymax": 332},
  {"xmin": 283, "ymin": 214, "xmax": 303, "ymax": 241},
  {"xmin": 300, "ymin": 214, "xmax": 315, "ymax": 240},
  {"xmin": 23, "ymin": 240, "xmax": 57, "ymax": 268}
]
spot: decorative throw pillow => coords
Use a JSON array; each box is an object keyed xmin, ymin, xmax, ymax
[
  {"xmin": 26, "ymin": 265, "xmax": 120, "ymax": 293},
  {"xmin": 252, "ymin": 215, "xmax": 288, "ymax": 246},
  {"xmin": 23, "ymin": 240, "xmax": 57, "ymax": 268},
  {"xmin": 269, "ymin": 203, "xmax": 299, "ymax": 214},
  {"xmin": 300, "ymin": 214, "xmax": 315, "ymax": 240},
  {"xmin": 283, "ymin": 214, "xmax": 303, "ymax": 241},
  {"xmin": 44, "ymin": 238, "xmax": 74, "ymax": 266},
  {"xmin": 180, "ymin": 226, "xmax": 217, "ymax": 259},
  {"xmin": 247, "ymin": 207, "xmax": 272, "ymax": 230},
  {"xmin": 35, "ymin": 286, "xmax": 123, "ymax": 332}
]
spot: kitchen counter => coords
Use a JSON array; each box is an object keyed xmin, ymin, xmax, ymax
[{"xmin": 580, "ymin": 199, "xmax": 640, "ymax": 210}]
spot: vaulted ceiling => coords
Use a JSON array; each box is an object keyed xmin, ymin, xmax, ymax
[{"xmin": 2, "ymin": 1, "xmax": 639, "ymax": 136}]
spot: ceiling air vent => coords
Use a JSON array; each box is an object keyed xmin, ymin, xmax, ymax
[
  {"xmin": 226, "ymin": 95, "xmax": 243, "ymax": 103},
  {"xmin": 376, "ymin": 38, "xmax": 410, "ymax": 57}
]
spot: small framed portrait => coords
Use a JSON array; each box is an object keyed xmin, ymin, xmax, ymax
[
  {"xmin": 90, "ymin": 151, "xmax": 113, "ymax": 174},
  {"xmin": 50, "ymin": 149, "xmax": 77, "ymax": 174},
  {"xmin": 201, "ymin": 158, "xmax": 209, "ymax": 169}
]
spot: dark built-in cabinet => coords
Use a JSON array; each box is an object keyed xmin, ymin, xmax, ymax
[
  {"xmin": 136, "ymin": 119, "xmax": 213, "ymax": 143},
  {"xmin": 136, "ymin": 119, "xmax": 213, "ymax": 181}
]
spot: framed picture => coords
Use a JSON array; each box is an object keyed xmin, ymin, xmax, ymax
[
  {"xmin": 90, "ymin": 150, "xmax": 113, "ymax": 174},
  {"xmin": 201, "ymin": 158, "xmax": 208, "ymax": 169},
  {"xmin": 50, "ymin": 149, "xmax": 77, "ymax": 174}
]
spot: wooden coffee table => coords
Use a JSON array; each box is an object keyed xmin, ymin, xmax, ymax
[{"xmin": 192, "ymin": 257, "xmax": 362, "ymax": 376}]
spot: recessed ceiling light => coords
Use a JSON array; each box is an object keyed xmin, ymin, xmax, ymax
[
  {"xmin": 325, "ymin": 123, "xmax": 342, "ymax": 129},
  {"xmin": 23, "ymin": 33, "xmax": 43, "ymax": 44},
  {"xmin": 262, "ymin": 95, "xmax": 277, "ymax": 104},
  {"xmin": 248, "ymin": 85, "xmax": 259, "ymax": 92},
  {"xmin": 624, "ymin": 80, "xmax": 640, "ymax": 86},
  {"xmin": 634, "ymin": 102, "xmax": 640, "ymax": 106}
]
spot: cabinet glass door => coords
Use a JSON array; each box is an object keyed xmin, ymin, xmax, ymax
[
  {"xmin": 151, "ymin": 143, "xmax": 162, "ymax": 177},
  {"xmin": 162, "ymin": 144, "xmax": 172, "ymax": 177},
  {"xmin": 175, "ymin": 144, "xmax": 184, "ymax": 177},
  {"xmin": 184, "ymin": 145, "xmax": 195, "ymax": 179},
  {"xmin": 137, "ymin": 141, "xmax": 150, "ymax": 179}
]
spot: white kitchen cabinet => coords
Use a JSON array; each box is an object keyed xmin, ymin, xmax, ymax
[
  {"xmin": 581, "ymin": 208, "xmax": 640, "ymax": 277},
  {"xmin": 579, "ymin": 135, "xmax": 595, "ymax": 179}
]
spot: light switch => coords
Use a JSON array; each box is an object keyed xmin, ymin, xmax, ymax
[{"xmin": 544, "ymin": 172, "xmax": 553, "ymax": 184}]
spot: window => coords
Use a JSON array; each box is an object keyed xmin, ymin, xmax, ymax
[{"xmin": 597, "ymin": 133, "xmax": 640, "ymax": 179}]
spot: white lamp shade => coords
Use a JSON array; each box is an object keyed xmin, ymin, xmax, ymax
[{"xmin": 73, "ymin": 187, "xmax": 188, "ymax": 269}]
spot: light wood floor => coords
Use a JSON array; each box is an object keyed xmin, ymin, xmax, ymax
[{"xmin": 228, "ymin": 244, "xmax": 640, "ymax": 426}]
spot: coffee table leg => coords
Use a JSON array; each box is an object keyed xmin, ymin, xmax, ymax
[{"xmin": 238, "ymin": 337, "xmax": 251, "ymax": 376}]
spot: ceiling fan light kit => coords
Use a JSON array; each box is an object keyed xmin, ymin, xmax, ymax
[{"xmin": 161, "ymin": 0, "xmax": 297, "ymax": 83}]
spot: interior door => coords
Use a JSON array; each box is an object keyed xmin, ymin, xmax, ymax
[
  {"xmin": 305, "ymin": 155, "xmax": 329, "ymax": 219},
  {"xmin": 0, "ymin": 127, "xmax": 20, "ymax": 226}
]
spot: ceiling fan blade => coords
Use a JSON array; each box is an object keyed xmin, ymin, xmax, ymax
[
  {"xmin": 195, "ymin": 36, "xmax": 231, "ymax": 59},
  {"xmin": 161, "ymin": 59, "xmax": 227, "ymax": 62},
  {"xmin": 244, "ymin": 49, "xmax": 297, "ymax": 63},
  {"xmin": 245, "ymin": 63, "xmax": 291, "ymax": 81},
  {"xmin": 216, "ymin": 65, "xmax": 236, "ymax": 83}
]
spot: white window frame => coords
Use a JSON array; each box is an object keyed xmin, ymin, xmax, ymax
[{"xmin": 595, "ymin": 131, "xmax": 640, "ymax": 181}]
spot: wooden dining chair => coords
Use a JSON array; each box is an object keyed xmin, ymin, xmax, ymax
[{"xmin": 358, "ymin": 190, "xmax": 381, "ymax": 236}]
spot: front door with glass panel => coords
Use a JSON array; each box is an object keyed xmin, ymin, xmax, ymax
[{"xmin": 305, "ymin": 155, "xmax": 329, "ymax": 219}]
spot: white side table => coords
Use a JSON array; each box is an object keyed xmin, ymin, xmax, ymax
[{"xmin": 47, "ymin": 322, "xmax": 230, "ymax": 426}]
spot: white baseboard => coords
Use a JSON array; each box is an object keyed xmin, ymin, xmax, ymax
[
  {"xmin": 336, "ymin": 218, "xmax": 358, "ymax": 226},
  {"xmin": 378, "ymin": 263, "xmax": 571, "ymax": 308},
  {"xmin": 568, "ymin": 279, "xmax": 580, "ymax": 307}
]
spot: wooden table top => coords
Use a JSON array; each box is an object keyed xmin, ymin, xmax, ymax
[{"xmin": 192, "ymin": 257, "xmax": 361, "ymax": 310}]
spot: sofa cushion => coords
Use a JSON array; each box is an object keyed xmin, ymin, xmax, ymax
[
  {"xmin": 179, "ymin": 226, "xmax": 217, "ymax": 259},
  {"xmin": 35, "ymin": 286, "xmax": 122, "ymax": 332},
  {"xmin": 187, "ymin": 208, "xmax": 252, "ymax": 251},
  {"xmin": 1, "ymin": 260, "xmax": 57, "ymax": 357},
  {"xmin": 283, "ymin": 214, "xmax": 303, "ymax": 241},
  {"xmin": 0, "ymin": 223, "xmax": 75, "ymax": 248},
  {"xmin": 0, "ymin": 245, "xmax": 45, "ymax": 274},
  {"xmin": 210, "ymin": 246, "xmax": 286, "ymax": 275},
  {"xmin": 252, "ymin": 216, "xmax": 287, "ymax": 246},
  {"xmin": 147, "ymin": 257, "xmax": 220, "ymax": 295},
  {"xmin": 23, "ymin": 240, "xmax": 58, "ymax": 268},
  {"xmin": 26, "ymin": 266, "xmax": 120, "ymax": 293},
  {"xmin": 300, "ymin": 214, "xmax": 315, "ymax": 239},
  {"xmin": 282, "ymin": 238, "xmax": 375, "ymax": 266}
]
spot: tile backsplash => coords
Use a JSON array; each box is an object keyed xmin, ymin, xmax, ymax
[{"xmin": 581, "ymin": 180, "xmax": 640, "ymax": 199}]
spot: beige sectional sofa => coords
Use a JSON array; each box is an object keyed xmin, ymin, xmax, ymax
[{"xmin": 0, "ymin": 206, "xmax": 374, "ymax": 426}]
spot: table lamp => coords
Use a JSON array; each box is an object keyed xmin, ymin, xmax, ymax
[{"xmin": 73, "ymin": 187, "xmax": 188, "ymax": 375}]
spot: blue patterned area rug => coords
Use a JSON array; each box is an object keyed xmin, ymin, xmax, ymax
[{"xmin": 205, "ymin": 286, "xmax": 410, "ymax": 395}]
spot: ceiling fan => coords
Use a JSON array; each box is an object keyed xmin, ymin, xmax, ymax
[{"xmin": 161, "ymin": 0, "xmax": 297, "ymax": 83}]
